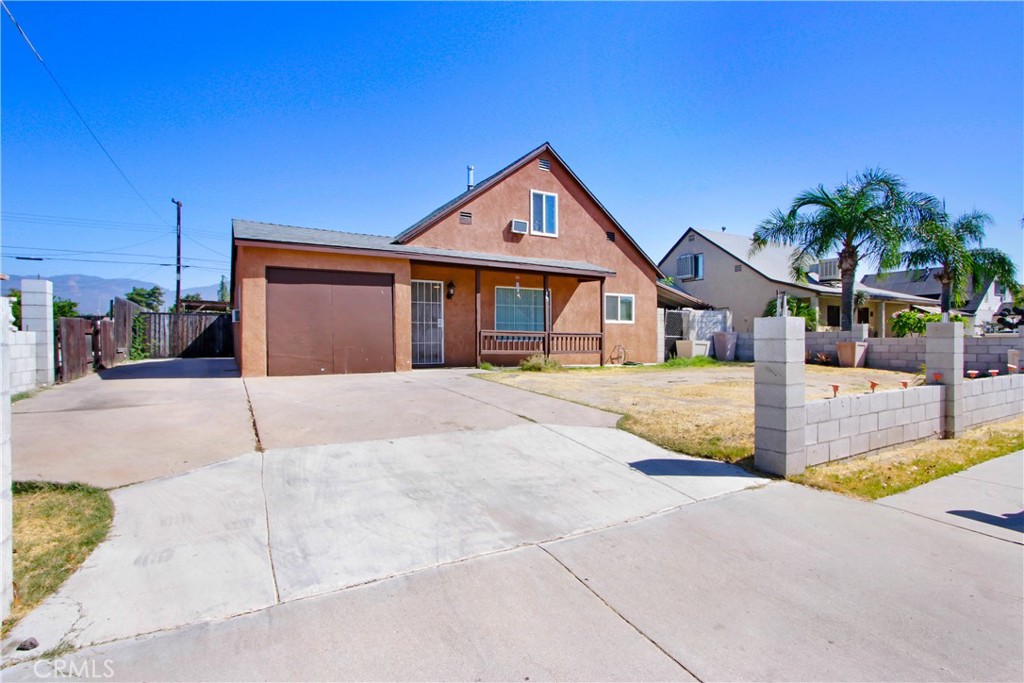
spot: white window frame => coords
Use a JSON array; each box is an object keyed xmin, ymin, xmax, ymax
[
  {"xmin": 529, "ymin": 190, "xmax": 558, "ymax": 238},
  {"xmin": 604, "ymin": 293, "xmax": 635, "ymax": 325},
  {"xmin": 494, "ymin": 286, "xmax": 545, "ymax": 331},
  {"xmin": 677, "ymin": 253, "xmax": 704, "ymax": 281}
]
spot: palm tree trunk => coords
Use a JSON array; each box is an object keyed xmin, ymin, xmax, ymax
[
  {"xmin": 940, "ymin": 283, "xmax": 952, "ymax": 313},
  {"xmin": 840, "ymin": 267, "xmax": 856, "ymax": 331}
]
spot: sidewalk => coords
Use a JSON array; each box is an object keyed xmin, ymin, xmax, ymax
[{"xmin": 878, "ymin": 450, "xmax": 1023, "ymax": 543}]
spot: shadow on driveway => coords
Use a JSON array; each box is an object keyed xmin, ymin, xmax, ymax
[
  {"xmin": 629, "ymin": 458, "xmax": 750, "ymax": 478},
  {"xmin": 947, "ymin": 509, "xmax": 1024, "ymax": 533},
  {"xmin": 97, "ymin": 358, "xmax": 239, "ymax": 380}
]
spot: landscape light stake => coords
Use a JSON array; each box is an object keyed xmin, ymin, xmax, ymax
[
  {"xmin": 900, "ymin": 381, "xmax": 909, "ymax": 389},
  {"xmin": 966, "ymin": 370, "xmax": 979, "ymax": 379},
  {"xmin": 830, "ymin": 384, "xmax": 840, "ymax": 398},
  {"xmin": 988, "ymin": 369, "xmax": 999, "ymax": 377},
  {"xmin": 868, "ymin": 380, "xmax": 879, "ymax": 393}
]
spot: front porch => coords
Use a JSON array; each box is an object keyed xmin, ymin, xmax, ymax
[{"xmin": 410, "ymin": 262, "xmax": 609, "ymax": 367}]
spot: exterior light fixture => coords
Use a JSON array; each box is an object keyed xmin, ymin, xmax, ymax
[{"xmin": 446, "ymin": 281, "xmax": 456, "ymax": 300}]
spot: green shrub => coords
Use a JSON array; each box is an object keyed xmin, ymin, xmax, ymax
[
  {"xmin": 129, "ymin": 313, "xmax": 150, "ymax": 360},
  {"xmin": 519, "ymin": 354, "xmax": 562, "ymax": 372},
  {"xmin": 763, "ymin": 297, "xmax": 818, "ymax": 331},
  {"xmin": 477, "ymin": 361, "xmax": 494, "ymax": 371},
  {"xmin": 661, "ymin": 356, "xmax": 719, "ymax": 368},
  {"xmin": 890, "ymin": 310, "xmax": 969, "ymax": 337}
]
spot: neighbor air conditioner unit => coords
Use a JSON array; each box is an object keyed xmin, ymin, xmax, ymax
[
  {"xmin": 818, "ymin": 258, "xmax": 840, "ymax": 282},
  {"xmin": 231, "ymin": 309, "xmax": 241, "ymax": 323},
  {"xmin": 510, "ymin": 219, "xmax": 528, "ymax": 234}
]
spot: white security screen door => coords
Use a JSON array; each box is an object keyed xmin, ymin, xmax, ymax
[{"xmin": 411, "ymin": 280, "xmax": 444, "ymax": 365}]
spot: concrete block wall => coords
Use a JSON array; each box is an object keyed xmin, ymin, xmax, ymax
[
  {"xmin": 1, "ymin": 302, "xmax": 12, "ymax": 622},
  {"xmin": 962, "ymin": 374, "xmax": 1024, "ymax": 429},
  {"xmin": 753, "ymin": 316, "xmax": 806, "ymax": 476},
  {"xmin": 20, "ymin": 279, "xmax": 55, "ymax": 386},
  {"xmin": 804, "ymin": 386, "xmax": 944, "ymax": 466},
  {"xmin": 964, "ymin": 333, "xmax": 1024, "ymax": 375},
  {"xmin": 2, "ymin": 297, "xmax": 42, "ymax": 394},
  {"xmin": 864, "ymin": 337, "xmax": 926, "ymax": 372},
  {"xmin": 805, "ymin": 331, "xmax": 842, "ymax": 360},
  {"xmin": 736, "ymin": 333, "xmax": 754, "ymax": 362}
]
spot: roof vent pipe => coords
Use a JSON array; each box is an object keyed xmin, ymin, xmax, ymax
[{"xmin": 467, "ymin": 165, "xmax": 475, "ymax": 191}]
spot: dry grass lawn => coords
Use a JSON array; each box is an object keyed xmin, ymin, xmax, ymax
[
  {"xmin": 481, "ymin": 361, "xmax": 919, "ymax": 464},
  {"xmin": 2, "ymin": 482, "xmax": 113, "ymax": 636},
  {"xmin": 791, "ymin": 419, "xmax": 1024, "ymax": 499}
]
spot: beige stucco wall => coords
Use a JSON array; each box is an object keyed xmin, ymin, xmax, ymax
[{"xmin": 661, "ymin": 231, "xmax": 818, "ymax": 333}]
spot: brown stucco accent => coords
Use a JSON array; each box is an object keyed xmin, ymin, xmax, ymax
[{"xmin": 234, "ymin": 245, "xmax": 412, "ymax": 376}]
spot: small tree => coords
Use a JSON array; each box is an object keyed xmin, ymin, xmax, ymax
[
  {"xmin": 902, "ymin": 210, "xmax": 1018, "ymax": 313},
  {"xmin": 126, "ymin": 286, "xmax": 164, "ymax": 312},
  {"xmin": 762, "ymin": 297, "xmax": 818, "ymax": 331},
  {"xmin": 53, "ymin": 296, "xmax": 78, "ymax": 319},
  {"xmin": 218, "ymin": 276, "xmax": 229, "ymax": 303}
]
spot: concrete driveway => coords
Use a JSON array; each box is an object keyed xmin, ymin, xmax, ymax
[
  {"xmin": 12, "ymin": 359, "xmax": 256, "ymax": 488},
  {"xmin": 4, "ymin": 363, "xmax": 1021, "ymax": 680}
]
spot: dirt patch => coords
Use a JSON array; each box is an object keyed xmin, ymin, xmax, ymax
[{"xmin": 481, "ymin": 362, "xmax": 919, "ymax": 463}]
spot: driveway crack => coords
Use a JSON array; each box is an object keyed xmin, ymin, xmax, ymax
[
  {"xmin": 260, "ymin": 451, "xmax": 282, "ymax": 604},
  {"xmin": 537, "ymin": 545, "xmax": 704, "ymax": 682}
]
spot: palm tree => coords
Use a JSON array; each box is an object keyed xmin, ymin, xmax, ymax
[
  {"xmin": 902, "ymin": 210, "xmax": 1018, "ymax": 313},
  {"xmin": 751, "ymin": 169, "xmax": 939, "ymax": 331}
]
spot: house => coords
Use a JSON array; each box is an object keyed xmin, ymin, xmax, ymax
[
  {"xmin": 860, "ymin": 268, "xmax": 1015, "ymax": 334},
  {"xmin": 659, "ymin": 227, "xmax": 938, "ymax": 336},
  {"xmin": 231, "ymin": 143, "xmax": 663, "ymax": 376}
]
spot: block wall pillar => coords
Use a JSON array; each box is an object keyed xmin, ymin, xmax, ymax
[
  {"xmin": 754, "ymin": 316, "xmax": 807, "ymax": 476},
  {"xmin": 925, "ymin": 322, "xmax": 964, "ymax": 437},
  {"xmin": 1, "ymin": 297, "xmax": 12, "ymax": 621},
  {"xmin": 20, "ymin": 279, "xmax": 54, "ymax": 385}
]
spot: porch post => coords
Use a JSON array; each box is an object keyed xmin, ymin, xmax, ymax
[
  {"xmin": 599, "ymin": 277, "xmax": 606, "ymax": 366},
  {"xmin": 543, "ymin": 273, "xmax": 550, "ymax": 357},
  {"xmin": 879, "ymin": 301, "xmax": 886, "ymax": 338},
  {"xmin": 475, "ymin": 269, "xmax": 481, "ymax": 367}
]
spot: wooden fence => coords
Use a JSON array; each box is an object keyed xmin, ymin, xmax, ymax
[
  {"xmin": 140, "ymin": 313, "xmax": 233, "ymax": 358},
  {"xmin": 55, "ymin": 300, "xmax": 232, "ymax": 382}
]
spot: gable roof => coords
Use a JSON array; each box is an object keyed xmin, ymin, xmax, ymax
[
  {"xmin": 232, "ymin": 219, "xmax": 615, "ymax": 278},
  {"xmin": 394, "ymin": 142, "xmax": 662, "ymax": 276},
  {"xmin": 860, "ymin": 268, "xmax": 994, "ymax": 313},
  {"xmin": 661, "ymin": 227, "xmax": 938, "ymax": 305}
]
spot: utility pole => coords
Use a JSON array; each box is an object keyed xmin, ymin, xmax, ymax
[{"xmin": 171, "ymin": 198, "xmax": 182, "ymax": 313}]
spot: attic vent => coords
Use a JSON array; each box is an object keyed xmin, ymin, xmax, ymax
[
  {"xmin": 606, "ymin": 231, "xmax": 615, "ymax": 242},
  {"xmin": 459, "ymin": 211, "xmax": 472, "ymax": 225},
  {"xmin": 688, "ymin": 235, "xmax": 695, "ymax": 242},
  {"xmin": 734, "ymin": 265, "xmax": 742, "ymax": 272},
  {"xmin": 539, "ymin": 159, "xmax": 551, "ymax": 171},
  {"xmin": 818, "ymin": 258, "xmax": 840, "ymax": 282}
]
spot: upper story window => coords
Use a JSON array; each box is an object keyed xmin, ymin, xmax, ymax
[
  {"xmin": 531, "ymin": 190, "xmax": 558, "ymax": 237},
  {"xmin": 677, "ymin": 253, "xmax": 704, "ymax": 281}
]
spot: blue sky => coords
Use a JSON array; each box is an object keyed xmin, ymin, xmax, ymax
[{"xmin": 3, "ymin": 1, "xmax": 1022, "ymax": 293}]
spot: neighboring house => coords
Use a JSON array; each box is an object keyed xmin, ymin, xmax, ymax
[
  {"xmin": 231, "ymin": 143, "xmax": 663, "ymax": 376},
  {"xmin": 861, "ymin": 268, "xmax": 1015, "ymax": 334},
  {"xmin": 658, "ymin": 227, "xmax": 938, "ymax": 336}
]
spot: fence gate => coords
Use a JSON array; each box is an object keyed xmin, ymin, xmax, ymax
[{"xmin": 141, "ymin": 313, "xmax": 233, "ymax": 358}]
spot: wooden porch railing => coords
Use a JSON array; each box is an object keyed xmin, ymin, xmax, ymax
[{"xmin": 479, "ymin": 330, "xmax": 603, "ymax": 356}]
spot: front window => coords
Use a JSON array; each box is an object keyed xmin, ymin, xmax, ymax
[
  {"xmin": 495, "ymin": 287, "xmax": 544, "ymax": 331},
  {"xmin": 826, "ymin": 305, "xmax": 840, "ymax": 327},
  {"xmin": 605, "ymin": 293, "xmax": 635, "ymax": 324},
  {"xmin": 530, "ymin": 191, "xmax": 558, "ymax": 237}
]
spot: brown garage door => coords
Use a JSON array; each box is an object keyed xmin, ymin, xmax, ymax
[{"xmin": 266, "ymin": 267, "xmax": 395, "ymax": 376}]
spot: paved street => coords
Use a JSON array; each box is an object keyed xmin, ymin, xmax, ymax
[{"xmin": 2, "ymin": 360, "xmax": 1021, "ymax": 681}]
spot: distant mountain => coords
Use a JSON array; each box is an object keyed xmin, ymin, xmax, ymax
[{"xmin": 1, "ymin": 274, "xmax": 226, "ymax": 314}]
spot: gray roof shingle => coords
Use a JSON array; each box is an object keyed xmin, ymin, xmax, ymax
[{"xmin": 232, "ymin": 218, "xmax": 615, "ymax": 276}]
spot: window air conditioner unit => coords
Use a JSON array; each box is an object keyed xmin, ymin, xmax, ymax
[
  {"xmin": 231, "ymin": 309, "xmax": 241, "ymax": 323},
  {"xmin": 677, "ymin": 254, "xmax": 695, "ymax": 280},
  {"xmin": 510, "ymin": 219, "xmax": 528, "ymax": 234},
  {"xmin": 818, "ymin": 258, "xmax": 840, "ymax": 282}
]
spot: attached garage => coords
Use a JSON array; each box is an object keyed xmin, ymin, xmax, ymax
[{"xmin": 265, "ymin": 267, "xmax": 395, "ymax": 376}]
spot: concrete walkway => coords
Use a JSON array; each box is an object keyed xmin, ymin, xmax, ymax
[{"xmin": 878, "ymin": 450, "xmax": 1023, "ymax": 543}]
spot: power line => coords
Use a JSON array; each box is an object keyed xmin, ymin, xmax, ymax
[
  {"xmin": 2, "ymin": 212, "xmax": 228, "ymax": 239},
  {"xmin": 183, "ymin": 233, "xmax": 230, "ymax": 258},
  {"xmin": 0, "ymin": 0, "xmax": 170, "ymax": 226},
  {"xmin": 1, "ymin": 254, "xmax": 226, "ymax": 272},
  {"xmin": 3, "ymin": 246, "xmax": 228, "ymax": 264}
]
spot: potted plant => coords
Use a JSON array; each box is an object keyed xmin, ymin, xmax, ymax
[{"xmin": 836, "ymin": 340, "xmax": 868, "ymax": 367}]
